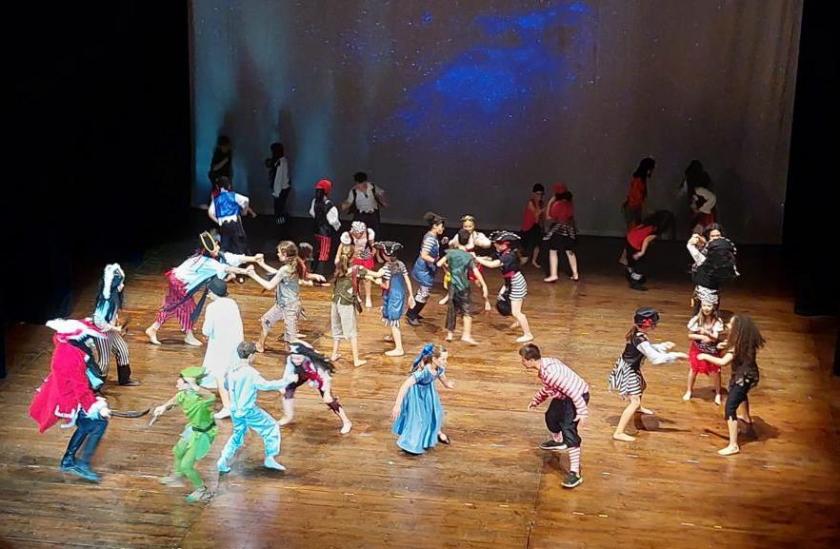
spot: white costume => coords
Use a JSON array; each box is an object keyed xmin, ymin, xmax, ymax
[{"xmin": 200, "ymin": 297, "xmax": 244, "ymax": 387}]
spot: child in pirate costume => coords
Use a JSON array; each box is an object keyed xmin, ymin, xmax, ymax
[
  {"xmin": 309, "ymin": 179, "xmax": 341, "ymax": 276},
  {"xmin": 247, "ymin": 241, "xmax": 327, "ymax": 353},
  {"xmin": 609, "ymin": 308, "xmax": 688, "ymax": 441},
  {"xmin": 29, "ymin": 320, "xmax": 112, "ymax": 483},
  {"xmin": 208, "ymin": 176, "xmax": 255, "ymax": 256},
  {"xmin": 473, "ymin": 231, "xmax": 534, "ymax": 343},
  {"xmin": 374, "ymin": 241, "xmax": 416, "ymax": 357},
  {"xmin": 152, "ymin": 366, "xmax": 218, "ymax": 503},
  {"xmin": 200, "ymin": 278, "xmax": 242, "ymax": 419},
  {"xmin": 145, "ymin": 232, "xmax": 259, "ymax": 346},
  {"xmin": 406, "ymin": 212, "xmax": 447, "ymax": 326},
  {"xmin": 697, "ymin": 314, "xmax": 764, "ymax": 456},
  {"xmin": 278, "ymin": 343, "xmax": 353, "ymax": 434},
  {"xmin": 391, "ymin": 344, "xmax": 454, "ymax": 454},
  {"xmin": 683, "ymin": 296, "xmax": 725, "ymax": 405},
  {"xmin": 437, "ymin": 229, "xmax": 491, "ymax": 345},
  {"xmin": 330, "ymin": 247, "xmax": 381, "ymax": 367},
  {"xmin": 217, "ymin": 342, "xmax": 287, "ymax": 474},
  {"xmin": 542, "ymin": 183, "xmax": 580, "ymax": 282},
  {"xmin": 623, "ymin": 210, "xmax": 675, "ymax": 291},
  {"xmin": 520, "ymin": 343, "xmax": 589, "ymax": 489},
  {"xmin": 91, "ymin": 263, "xmax": 139, "ymax": 386},
  {"xmin": 439, "ymin": 215, "xmax": 492, "ymax": 306},
  {"xmin": 521, "ymin": 184, "xmax": 545, "ymax": 268},
  {"xmin": 335, "ymin": 220, "xmax": 377, "ymax": 308},
  {"xmin": 687, "ymin": 224, "xmax": 739, "ymax": 314}
]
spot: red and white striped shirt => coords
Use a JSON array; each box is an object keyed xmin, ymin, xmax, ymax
[{"xmin": 530, "ymin": 358, "xmax": 590, "ymax": 417}]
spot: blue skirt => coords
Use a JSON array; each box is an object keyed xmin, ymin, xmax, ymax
[
  {"xmin": 382, "ymin": 274, "xmax": 407, "ymax": 326},
  {"xmin": 392, "ymin": 381, "xmax": 444, "ymax": 454},
  {"xmin": 411, "ymin": 259, "xmax": 436, "ymax": 288}
]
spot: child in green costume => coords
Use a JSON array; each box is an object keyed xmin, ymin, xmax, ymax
[{"xmin": 151, "ymin": 366, "xmax": 218, "ymax": 503}]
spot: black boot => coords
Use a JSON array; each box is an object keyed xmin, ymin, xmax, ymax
[
  {"xmin": 117, "ymin": 364, "xmax": 140, "ymax": 386},
  {"xmin": 406, "ymin": 301, "xmax": 427, "ymax": 326},
  {"xmin": 60, "ymin": 426, "xmax": 88, "ymax": 471}
]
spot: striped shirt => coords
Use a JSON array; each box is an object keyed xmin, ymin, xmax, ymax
[
  {"xmin": 382, "ymin": 260, "xmax": 407, "ymax": 282},
  {"xmin": 531, "ymin": 358, "xmax": 590, "ymax": 417},
  {"xmin": 421, "ymin": 233, "xmax": 437, "ymax": 255}
]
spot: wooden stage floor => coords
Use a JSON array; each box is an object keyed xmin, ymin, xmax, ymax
[{"xmin": 1, "ymin": 231, "xmax": 839, "ymax": 548}]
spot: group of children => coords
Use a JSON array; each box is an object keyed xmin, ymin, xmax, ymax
[{"xmin": 28, "ymin": 170, "xmax": 764, "ymax": 501}]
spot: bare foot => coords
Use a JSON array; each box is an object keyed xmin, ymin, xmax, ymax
[
  {"xmin": 184, "ymin": 333, "xmax": 202, "ymax": 347},
  {"xmin": 531, "ymin": 262, "xmax": 541, "ymax": 269},
  {"xmin": 639, "ymin": 407, "xmax": 655, "ymax": 415},
  {"xmin": 145, "ymin": 327, "xmax": 161, "ymax": 345},
  {"xmin": 160, "ymin": 474, "xmax": 185, "ymax": 487},
  {"xmin": 714, "ymin": 394, "xmax": 722, "ymax": 406},
  {"xmin": 682, "ymin": 391, "xmax": 692, "ymax": 401},
  {"xmin": 460, "ymin": 337, "xmax": 479, "ymax": 345},
  {"xmin": 353, "ymin": 360, "xmax": 367, "ymax": 367},
  {"xmin": 718, "ymin": 444, "xmax": 740, "ymax": 456},
  {"xmin": 445, "ymin": 333, "xmax": 454, "ymax": 342},
  {"xmin": 330, "ymin": 354, "xmax": 341, "ymax": 362},
  {"xmin": 438, "ymin": 296, "xmax": 449, "ymax": 305},
  {"xmin": 340, "ymin": 422, "xmax": 352, "ymax": 435},
  {"xmin": 385, "ymin": 349, "xmax": 405, "ymax": 357},
  {"xmin": 383, "ymin": 335, "xmax": 394, "ymax": 342},
  {"xmin": 570, "ymin": 275, "xmax": 580, "ymax": 281},
  {"xmin": 508, "ymin": 321, "xmax": 520, "ymax": 330},
  {"xmin": 255, "ymin": 343, "xmax": 265, "ymax": 353},
  {"xmin": 613, "ymin": 432, "xmax": 636, "ymax": 442},
  {"xmin": 516, "ymin": 334, "xmax": 534, "ymax": 343},
  {"xmin": 365, "ymin": 299, "xmax": 373, "ymax": 308},
  {"xmin": 737, "ymin": 416, "xmax": 752, "ymax": 425},
  {"xmin": 543, "ymin": 276, "xmax": 559, "ymax": 283},
  {"xmin": 278, "ymin": 417, "xmax": 292, "ymax": 426}
]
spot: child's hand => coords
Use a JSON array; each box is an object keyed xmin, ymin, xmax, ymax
[
  {"xmin": 661, "ymin": 341, "xmax": 676, "ymax": 351},
  {"xmin": 484, "ymin": 299, "xmax": 492, "ymax": 312},
  {"xmin": 254, "ymin": 253, "xmax": 264, "ymax": 262},
  {"xmin": 674, "ymin": 352, "xmax": 689, "ymax": 360},
  {"xmin": 408, "ymin": 296, "xmax": 416, "ymax": 309},
  {"xmin": 443, "ymin": 380, "xmax": 455, "ymax": 389},
  {"xmin": 153, "ymin": 405, "xmax": 166, "ymax": 417}
]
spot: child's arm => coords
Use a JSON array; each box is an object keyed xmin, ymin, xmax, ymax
[
  {"xmin": 247, "ymin": 270, "xmax": 281, "ymax": 291},
  {"xmin": 152, "ymin": 393, "xmax": 180, "ymax": 418},
  {"xmin": 633, "ymin": 235, "xmax": 657, "ymax": 260},
  {"xmin": 637, "ymin": 340, "xmax": 687, "ymax": 364},
  {"xmin": 435, "ymin": 256, "xmax": 448, "ymax": 269},
  {"xmin": 391, "ymin": 375, "xmax": 418, "ymax": 420},
  {"xmin": 472, "ymin": 266, "xmax": 491, "ymax": 309},
  {"xmin": 437, "ymin": 373, "xmax": 455, "ymax": 390},
  {"xmin": 404, "ymin": 273, "xmax": 416, "ymax": 308},
  {"xmin": 696, "ymin": 351, "xmax": 734, "ymax": 367},
  {"xmin": 474, "ymin": 256, "xmax": 501, "ymax": 269}
]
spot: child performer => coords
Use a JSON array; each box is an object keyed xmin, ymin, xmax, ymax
[
  {"xmin": 474, "ymin": 231, "xmax": 534, "ymax": 343},
  {"xmin": 247, "ymin": 241, "xmax": 326, "ymax": 353},
  {"xmin": 309, "ymin": 179, "xmax": 341, "ymax": 276},
  {"xmin": 330, "ymin": 247, "xmax": 380, "ymax": 366},
  {"xmin": 278, "ymin": 343, "xmax": 353, "ymax": 434},
  {"xmin": 619, "ymin": 157, "xmax": 655, "ymax": 265},
  {"xmin": 683, "ymin": 296, "xmax": 724, "ymax": 405},
  {"xmin": 624, "ymin": 211, "xmax": 674, "ymax": 291},
  {"xmin": 521, "ymin": 184, "xmax": 544, "ymax": 268},
  {"xmin": 437, "ymin": 229, "xmax": 490, "ymax": 344},
  {"xmin": 697, "ymin": 315, "xmax": 765, "ymax": 456},
  {"xmin": 609, "ymin": 308, "xmax": 688, "ymax": 441},
  {"xmin": 542, "ymin": 183, "xmax": 580, "ymax": 282},
  {"xmin": 439, "ymin": 215, "xmax": 492, "ymax": 305},
  {"xmin": 200, "ymin": 278, "xmax": 242, "ymax": 419},
  {"xmin": 208, "ymin": 176, "xmax": 255, "ymax": 256},
  {"xmin": 29, "ymin": 320, "xmax": 112, "ymax": 483},
  {"xmin": 217, "ymin": 342, "xmax": 287, "ymax": 474},
  {"xmin": 336, "ymin": 221, "xmax": 377, "ymax": 308},
  {"xmin": 374, "ymin": 241, "xmax": 415, "ymax": 357},
  {"xmin": 391, "ymin": 343, "xmax": 454, "ymax": 454},
  {"xmin": 91, "ymin": 263, "xmax": 139, "ymax": 386},
  {"xmin": 152, "ymin": 367, "xmax": 218, "ymax": 503},
  {"xmin": 406, "ymin": 212, "xmax": 447, "ymax": 326},
  {"xmin": 145, "ymin": 232, "xmax": 259, "ymax": 346},
  {"xmin": 687, "ymin": 225, "xmax": 739, "ymax": 313},
  {"xmin": 520, "ymin": 343, "xmax": 589, "ymax": 489}
]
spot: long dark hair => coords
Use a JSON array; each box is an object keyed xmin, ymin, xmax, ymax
[
  {"xmin": 277, "ymin": 240, "xmax": 308, "ymax": 279},
  {"xmin": 633, "ymin": 157, "xmax": 656, "ymax": 180},
  {"xmin": 684, "ymin": 160, "xmax": 712, "ymax": 192},
  {"xmin": 642, "ymin": 210, "xmax": 675, "ymax": 237},
  {"xmin": 726, "ymin": 315, "xmax": 765, "ymax": 361}
]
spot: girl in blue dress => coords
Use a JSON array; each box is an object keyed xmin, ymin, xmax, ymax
[
  {"xmin": 391, "ymin": 344, "xmax": 455, "ymax": 454},
  {"xmin": 374, "ymin": 241, "xmax": 415, "ymax": 357},
  {"xmin": 406, "ymin": 212, "xmax": 447, "ymax": 326}
]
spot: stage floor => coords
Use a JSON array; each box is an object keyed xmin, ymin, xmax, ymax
[{"xmin": 1, "ymin": 226, "xmax": 838, "ymax": 548}]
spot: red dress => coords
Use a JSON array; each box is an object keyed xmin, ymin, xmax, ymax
[{"xmin": 687, "ymin": 316, "xmax": 724, "ymax": 375}]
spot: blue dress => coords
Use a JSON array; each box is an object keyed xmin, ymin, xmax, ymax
[
  {"xmin": 392, "ymin": 365, "xmax": 445, "ymax": 454},
  {"xmin": 382, "ymin": 261, "xmax": 408, "ymax": 327},
  {"xmin": 411, "ymin": 233, "xmax": 440, "ymax": 288}
]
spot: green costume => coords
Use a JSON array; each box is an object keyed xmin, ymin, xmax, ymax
[{"xmin": 173, "ymin": 368, "xmax": 218, "ymax": 489}]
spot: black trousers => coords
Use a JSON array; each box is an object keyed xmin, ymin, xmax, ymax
[
  {"xmin": 62, "ymin": 414, "xmax": 108, "ymax": 466},
  {"xmin": 220, "ymin": 220, "xmax": 249, "ymax": 254},
  {"xmin": 725, "ymin": 380, "xmax": 755, "ymax": 420},
  {"xmin": 354, "ymin": 210, "xmax": 381, "ymax": 236},
  {"xmin": 545, "ymin": 392, "xmax": 589, "ymax": 447},
  {"xmin": 274, "ymin": 188, "xmax": 291, "ymax": 220}
]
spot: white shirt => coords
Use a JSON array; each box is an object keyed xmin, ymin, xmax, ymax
[
  {"xmin": 345, "ymin": 182, "xmax": 384, "ymax": 213},
  {"xmin": 692, "ymin": 187, "xmax": 716, "ymax": 214},
  {"xmin": 309, "ymin": 199, "xmax": 341, "ymax": 231},
  {"xmin": 272, "ymin": 158, "xmax": 290, "ymax": 197},
  {"xmin": 200, "ymin": 297, "xmax": 244, "ymax": 386}
]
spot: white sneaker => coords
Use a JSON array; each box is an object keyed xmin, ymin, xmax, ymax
[
  {"xmin": 213, "ymin": 408, "xmax": 231, "ymax": 419},
  {"xmin": 263, "ymin": 457, "xmax": 286, "ymax": 471}
]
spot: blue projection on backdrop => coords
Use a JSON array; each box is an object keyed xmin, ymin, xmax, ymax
[
  {"xmin": 191, "ymin": 0, "xmax": 800, "ymax": 242},
  {"xmin": 382, "ymin": 3, "xmax": 593, "ymax": 147}
]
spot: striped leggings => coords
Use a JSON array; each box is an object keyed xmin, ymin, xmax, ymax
[
  {"xmin": 92, "ymin": 331, "xmax": 130, "ymax": 377},
  {"xmin": 414, "ymin": 285, "xmax": 432, "ymax": 303}
]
